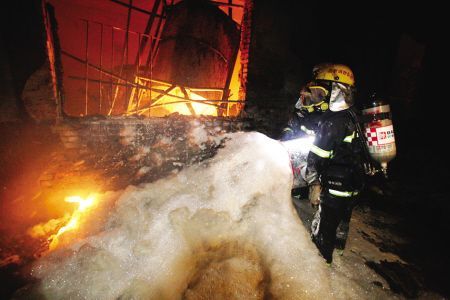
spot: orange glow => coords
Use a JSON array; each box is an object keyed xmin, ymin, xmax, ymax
[
  {"xmin": 47, "ymin": 194, "xmax": 98, "ymax": 250},
  {"xmin": 126, "ymin": 52, "xmax": 245, "ymax": 117},
  {"xmin": 127, "ymin": 78, "xmax": 223, "ymax": 117},
  {"xmin": 166, "ymin": 87, "xmax": 218, "ymax": 116}
]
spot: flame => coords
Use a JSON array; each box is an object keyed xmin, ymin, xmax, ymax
[
  {"xmin": 167, "ymin": 87, "xmax": 218, "ymax": 116},
  {"xmin": 127, "ymin": 76, "xmax": 245, "ymax": 117},
  {"xmin": 47, "ymin": 194, "xmax": 98, "ymax": 250}
]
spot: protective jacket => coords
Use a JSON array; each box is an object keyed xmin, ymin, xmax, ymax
[{"xmin": 305, "ymin": 106, "xmax": 364, "ymax": 198}]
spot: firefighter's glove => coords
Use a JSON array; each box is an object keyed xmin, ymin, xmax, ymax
[{"xmin": 309, "ymin": 183, "xmax": 321, "ymax": 208}]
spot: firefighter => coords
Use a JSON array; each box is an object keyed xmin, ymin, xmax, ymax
[
  {"xmin": 303, "ymin": 64, "xmax": 365, "ymax": 264},
  {"xmin": 281, "ymin": 80, "xmax": 330, "ymax": 199},
  {"xmin": 281, "ymin": 81, "xmax": 329, "ymax": 142}
]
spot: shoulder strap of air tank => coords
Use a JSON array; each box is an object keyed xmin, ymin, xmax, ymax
[{"xmin": 346, "ymin": 109, "xmax": 377, "ymax": 175}]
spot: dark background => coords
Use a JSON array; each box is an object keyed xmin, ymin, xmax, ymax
[
  {"xmin": 1, "ymin": 0, "xmax": 448, "ymax": 297},
  {"xmin": 246, "ymin": 1, "xmax": 448, "ymax": 296}
]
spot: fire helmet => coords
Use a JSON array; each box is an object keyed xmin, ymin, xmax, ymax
[
  {"xmin": 312, "ymin": 64, "xmax": 356, "ymax": 112},
  {"xmin": 313, "ymin": 64, "xmax": 355, "ymax": 87}
]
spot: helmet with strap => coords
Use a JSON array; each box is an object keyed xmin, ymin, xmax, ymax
[{"xmin": 312, "ymin": 63, "xmax": 356, "ymax": 111}]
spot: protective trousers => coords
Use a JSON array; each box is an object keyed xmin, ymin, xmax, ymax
[{"xmin": 311, "ymin": 192, "xmax": 356, "ymax": 263}]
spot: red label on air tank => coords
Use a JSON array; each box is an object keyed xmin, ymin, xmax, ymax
[{"xmin": 366, "ymin": 125, "xmax": 395, "ymax": 146}]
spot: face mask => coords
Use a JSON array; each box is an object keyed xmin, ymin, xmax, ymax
[{"xmin": 295, "ymin": 85, "xmax": 329, "ymax": 112}]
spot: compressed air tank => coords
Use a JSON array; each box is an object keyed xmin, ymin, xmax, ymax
[{"xmin": 362, "ymin": 100, "xmax": 397, "ymax": 174}]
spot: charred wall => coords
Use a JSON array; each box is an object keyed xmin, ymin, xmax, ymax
[
  {"xmin": 0, "ymin": 33, "xmax": 19, "ymax": 122},
  {"xmin": 0, "ymin": 0, "xmax": 48, "ymax": 122},
  {"xmin": 50, "ymin": 116, "xmax": 249, "ymax": 190}
]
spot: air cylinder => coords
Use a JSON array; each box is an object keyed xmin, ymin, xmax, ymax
[{"xmin": 362, "ymin": 100, "xmax": 397, "ymax": 175}]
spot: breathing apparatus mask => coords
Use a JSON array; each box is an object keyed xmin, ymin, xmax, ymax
[{"xmin": 295, "ymin": 83, "xmax": 330, "ymax": 114}]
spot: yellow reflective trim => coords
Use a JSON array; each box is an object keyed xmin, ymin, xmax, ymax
[
  {"xmin": 301, "ymin": 103, "xmax": 315, "ymax": 111},
  {"xmin": 343, "ymin": 131, "xmax": 355, "ymax": 143},
  {"xmin": 283, "ymin": 128, "xmax": 293, "ymax": 132},
  {"xmin": 300, "ymin": 125, "xmax": 315, "ymax": 136},
  {"xmin": 301, "ymin": 101, "xmax": 325, "ymax": 113},
  {"xmin": 309, "ymin": 85, "xmax": 329, "ymax": 95},
  {"xmin": 329, "ymin": 189, "xmax": 359, "ymax": 197},
  {"xmin": 310, "ymin": 144, "xmax": 332, "ymax": 158}
]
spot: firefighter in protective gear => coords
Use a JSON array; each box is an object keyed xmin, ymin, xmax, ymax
[
  {"xmin": 304, "ymin": 64, "xmax": 364, "ymax": 264},
  {"xmin": 281, "ymin": 80, "xmax": 330, "ymax": 202},
  {"xmin": 281, "ymin": 81, "xmax": 329, "ymax": 142}
]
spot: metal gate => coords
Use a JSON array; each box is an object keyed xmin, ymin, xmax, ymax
[{"xmin": 45, "ymin": 0, "xmax": 249, "ymax": 118}]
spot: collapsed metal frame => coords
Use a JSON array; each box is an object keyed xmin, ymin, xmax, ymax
[{"xmin": 49, "ymin": 0, "xmax": 246, "ymax": 118}]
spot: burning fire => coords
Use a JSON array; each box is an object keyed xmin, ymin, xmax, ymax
[
  {"xmin": 29, "ymin": 194, "xmax": 99, "ymax": 251},
  {"xmin": 127, "ymin": 77, "xmax": 221, "ymax": 117},
  {"xmin": 48, "ymin": 194, "xmax": 98, "ymax": 250}
]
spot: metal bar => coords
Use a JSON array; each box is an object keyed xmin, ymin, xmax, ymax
[
  {"xmin": 61, "ymin": 51, "xmax": 247, "ymax": 105},
  {"xmin": 70, "ymin": 76, "xmax": 140, "ymax": 87},
  {"xmin": 110, "ymin": 27, "xmax": 114, "ymax": 111},
  {"xmin": 134, "ymin": 0, "xmax": 161, "ymax": 66},
  {"xmin": 125, "ymin": 17, "xmax": 129, "ymax": 112},
  {"xmin": 42, "ymin": 1, "xmax": 63, "ymax": 122},
  {"xmin": 99, "ymin": 23, "xmax": 103, "ymax": 113},
  {"xmin": 109, "ymin": 0, "xmax": 133, "ymax": 115},
  {"xmin": 148, "ymin": 33, "xmax": 153, "ymax": 117},
  {"xmin": 228, "ymin": 0, "xmax": 233, "ymax": 18},
  {"xmin": 151, "ymin": 100, "xmax": 220, "ymax": 108},
  {"xmin": 151, "ymin": 85, "xmax": 175, "ymax": 106},
  {"xmin": 220, "ymin": 23, "xmax": 241, "ymax": 116},
  {"xmin": 180, "ymin": 87, "xmax": 196, "ymax": 116},
  {"xmin": 153, "ymin": 15, "xmax": 164, "ymax": 54},
  {"xmin": 211, "ymin": 1, "xmax": 243, "ymax": 8},
  {"xmin": 125, "ymin": 0, "xmax": 132, "ymax": 112},
  {"xmin": 68, "ymin": 76, "xmax": 243, "ymax": 103},
  {"xmin": 149, "ymin": 11, "xmax": 165, "ymax": 66},
  {"xmin": 85, "ymin": 20, "xmax": 89, "ymax": 116},
  {"xmin": 110, "ymin": 25, "xmax": 159, "ymax": 39},
  {"xmin": 135, "ymin": 32, "xmax": 141, "ymax": 109},
  {"xmin": 127, "ymin": 100, "xmax": 221, "ymax": 116},
  {"xmin": 110, "ymin": 0, "xmax": 164, "ymax": 18},
  {"xmin": 146, "ymin": 20, "xmax": 162, "ymax": 67},
  {"xmin": 148, "ymin": 0, "xmax": 167, "ymax": 68},
  {"xmin": 149, "ymin": 78, "xmax": 224, "ymax": 91},
  {"xmin": 81, "ymin": 18, "xmax": 159, "ymax": 40}
]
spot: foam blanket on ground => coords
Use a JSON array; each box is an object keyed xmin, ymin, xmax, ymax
[{"xmin": 25, "ymin": 132, "xmax": 365, "ymax": 299}]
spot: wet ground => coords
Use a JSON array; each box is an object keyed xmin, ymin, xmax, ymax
[
  {"xmin": 1, "ymin": 122, "xmax": 449, "ymax": 299},
  {"xmin": 293, "ymin": 183, "xmax": 449, "ymax": 299}
]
